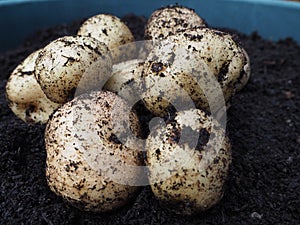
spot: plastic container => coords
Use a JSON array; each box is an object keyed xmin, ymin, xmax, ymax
[{"xmin": 0, "ymin": 0, "xmax": 300, "ymax": 52}]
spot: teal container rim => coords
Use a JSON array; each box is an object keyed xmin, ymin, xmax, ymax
[{"xmin": 1, "ymin": 0, "xmax": 300, "ymax": 53}]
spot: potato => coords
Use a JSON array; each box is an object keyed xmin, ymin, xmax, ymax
[
  {"xmin": 146, "ymin": 108, "xmax": 231, "ymax": 215},
  {"xmin": 6, "ymin": 50, "xmax": 60, "ymax": 123},
  {"xmin": 45, "ymin": 91, "xmax": 143, "ymax": 212}
]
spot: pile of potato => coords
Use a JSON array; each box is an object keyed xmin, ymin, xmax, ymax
[{"xmin": 6, "ymin": 5, "xmax": 250, "ymax": 215}]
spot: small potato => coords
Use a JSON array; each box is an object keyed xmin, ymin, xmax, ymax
[
  {"xmin": 78, "ymin": 14, "xmax": 136, "ymax": 63},
  {"xmin": 6, "ymin": 50, "xmax": 60, "ymax": 124},
  {"xmin": 141, "ymin": 27, "xmax": 250, "ymax": 116},
  {"xmin": 45, "ymin": 91, "xmax": 143, "ymax": 212},
  {"xmin": 146, "ymin": 108, "xmax": 231, "ymax": 215},
  {"xmin": 145, "ymin": 5, "xmax": 206, "ymax": 41},
  {"xmin": 104, "ymin": 59, "xmax": 145, "ymax": 105},
  {"xmin": 35, "ymin": 35, "xmax": 112, "ymax": 104}
]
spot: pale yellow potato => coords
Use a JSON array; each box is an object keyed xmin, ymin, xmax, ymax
[
  {"xmin": 35, "ymin": 35, "xmax": 112, "ymax": 104},
  {"xmin": 78, "ymin": 14, "xmax": 136, "ymax": 63},
  {"xmin": 146, "ymin": 108, "xmax": 231, "ymax": 215},
  {"xmin": 45, "ymin": 91, "xmax": 143, "ymax": 212},
  {"xmin": 145, "ymin": 5, "xmax": 206, "ymax": 41},
  {"xmin": 6, "ymin": 50, "xmax": 60, "ymax": 124},
  {"xmin": 142, "ymin": 27, "xmax": 250, "ymax": 116}
]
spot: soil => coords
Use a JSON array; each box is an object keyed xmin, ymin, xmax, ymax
[{"xmin": 0, "ymin": 14, "xmax": 299, "ymax": 225}]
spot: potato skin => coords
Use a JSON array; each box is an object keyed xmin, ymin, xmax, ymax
[
  {"xmin": 145, "ymin": 5, "xmax": 206, "ymax": 41},
  {"xmin": 78, "ymin": 14, "xmax": 136, "ymax": 63},
  {"xmin": 141, "ymin": 27, "xmax": 250, "ymax": 116},
  {"xmin": 35, "ymin": 35, "xmax": 112, "ymax": 104},
  {"xmin": 146, "ymin": 109, "xmax": 231, "ymax": 215},
  {"xmin": 141, "ymin": 53, "xmax": 218, "ymax": 117},
  {"xmin": 166, "ymin": 27, "xmax": 251, "ymax": 98},
  {"xmin": 45, "ymin": 91, "xmax": 142, "ymax": 212},
  {"xmin": 104, "ymin": 59, "xmax": 145, "ymax": 105},
  {"xmin": 5, "ymin": 50, "xmax": 60, "ymax": 124}
]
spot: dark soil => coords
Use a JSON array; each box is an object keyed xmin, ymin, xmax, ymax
[{"xmin": 0, "ymin": 14, "xmax": 299, "ymax": 225}]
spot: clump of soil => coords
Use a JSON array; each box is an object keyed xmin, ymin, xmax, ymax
[{"xmin": 0, "ymin": 14, "xmax": 299, "ymax": 225}]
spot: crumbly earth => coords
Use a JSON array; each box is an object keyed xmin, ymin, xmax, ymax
[{"xmin": 0, "ymin": 14, "xmax": 299, "ymax": 225}]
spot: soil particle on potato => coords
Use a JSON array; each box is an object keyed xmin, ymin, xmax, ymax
[{"xmin": 0, "ymin": 14, "xmax": 299, "ymax": 225}]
